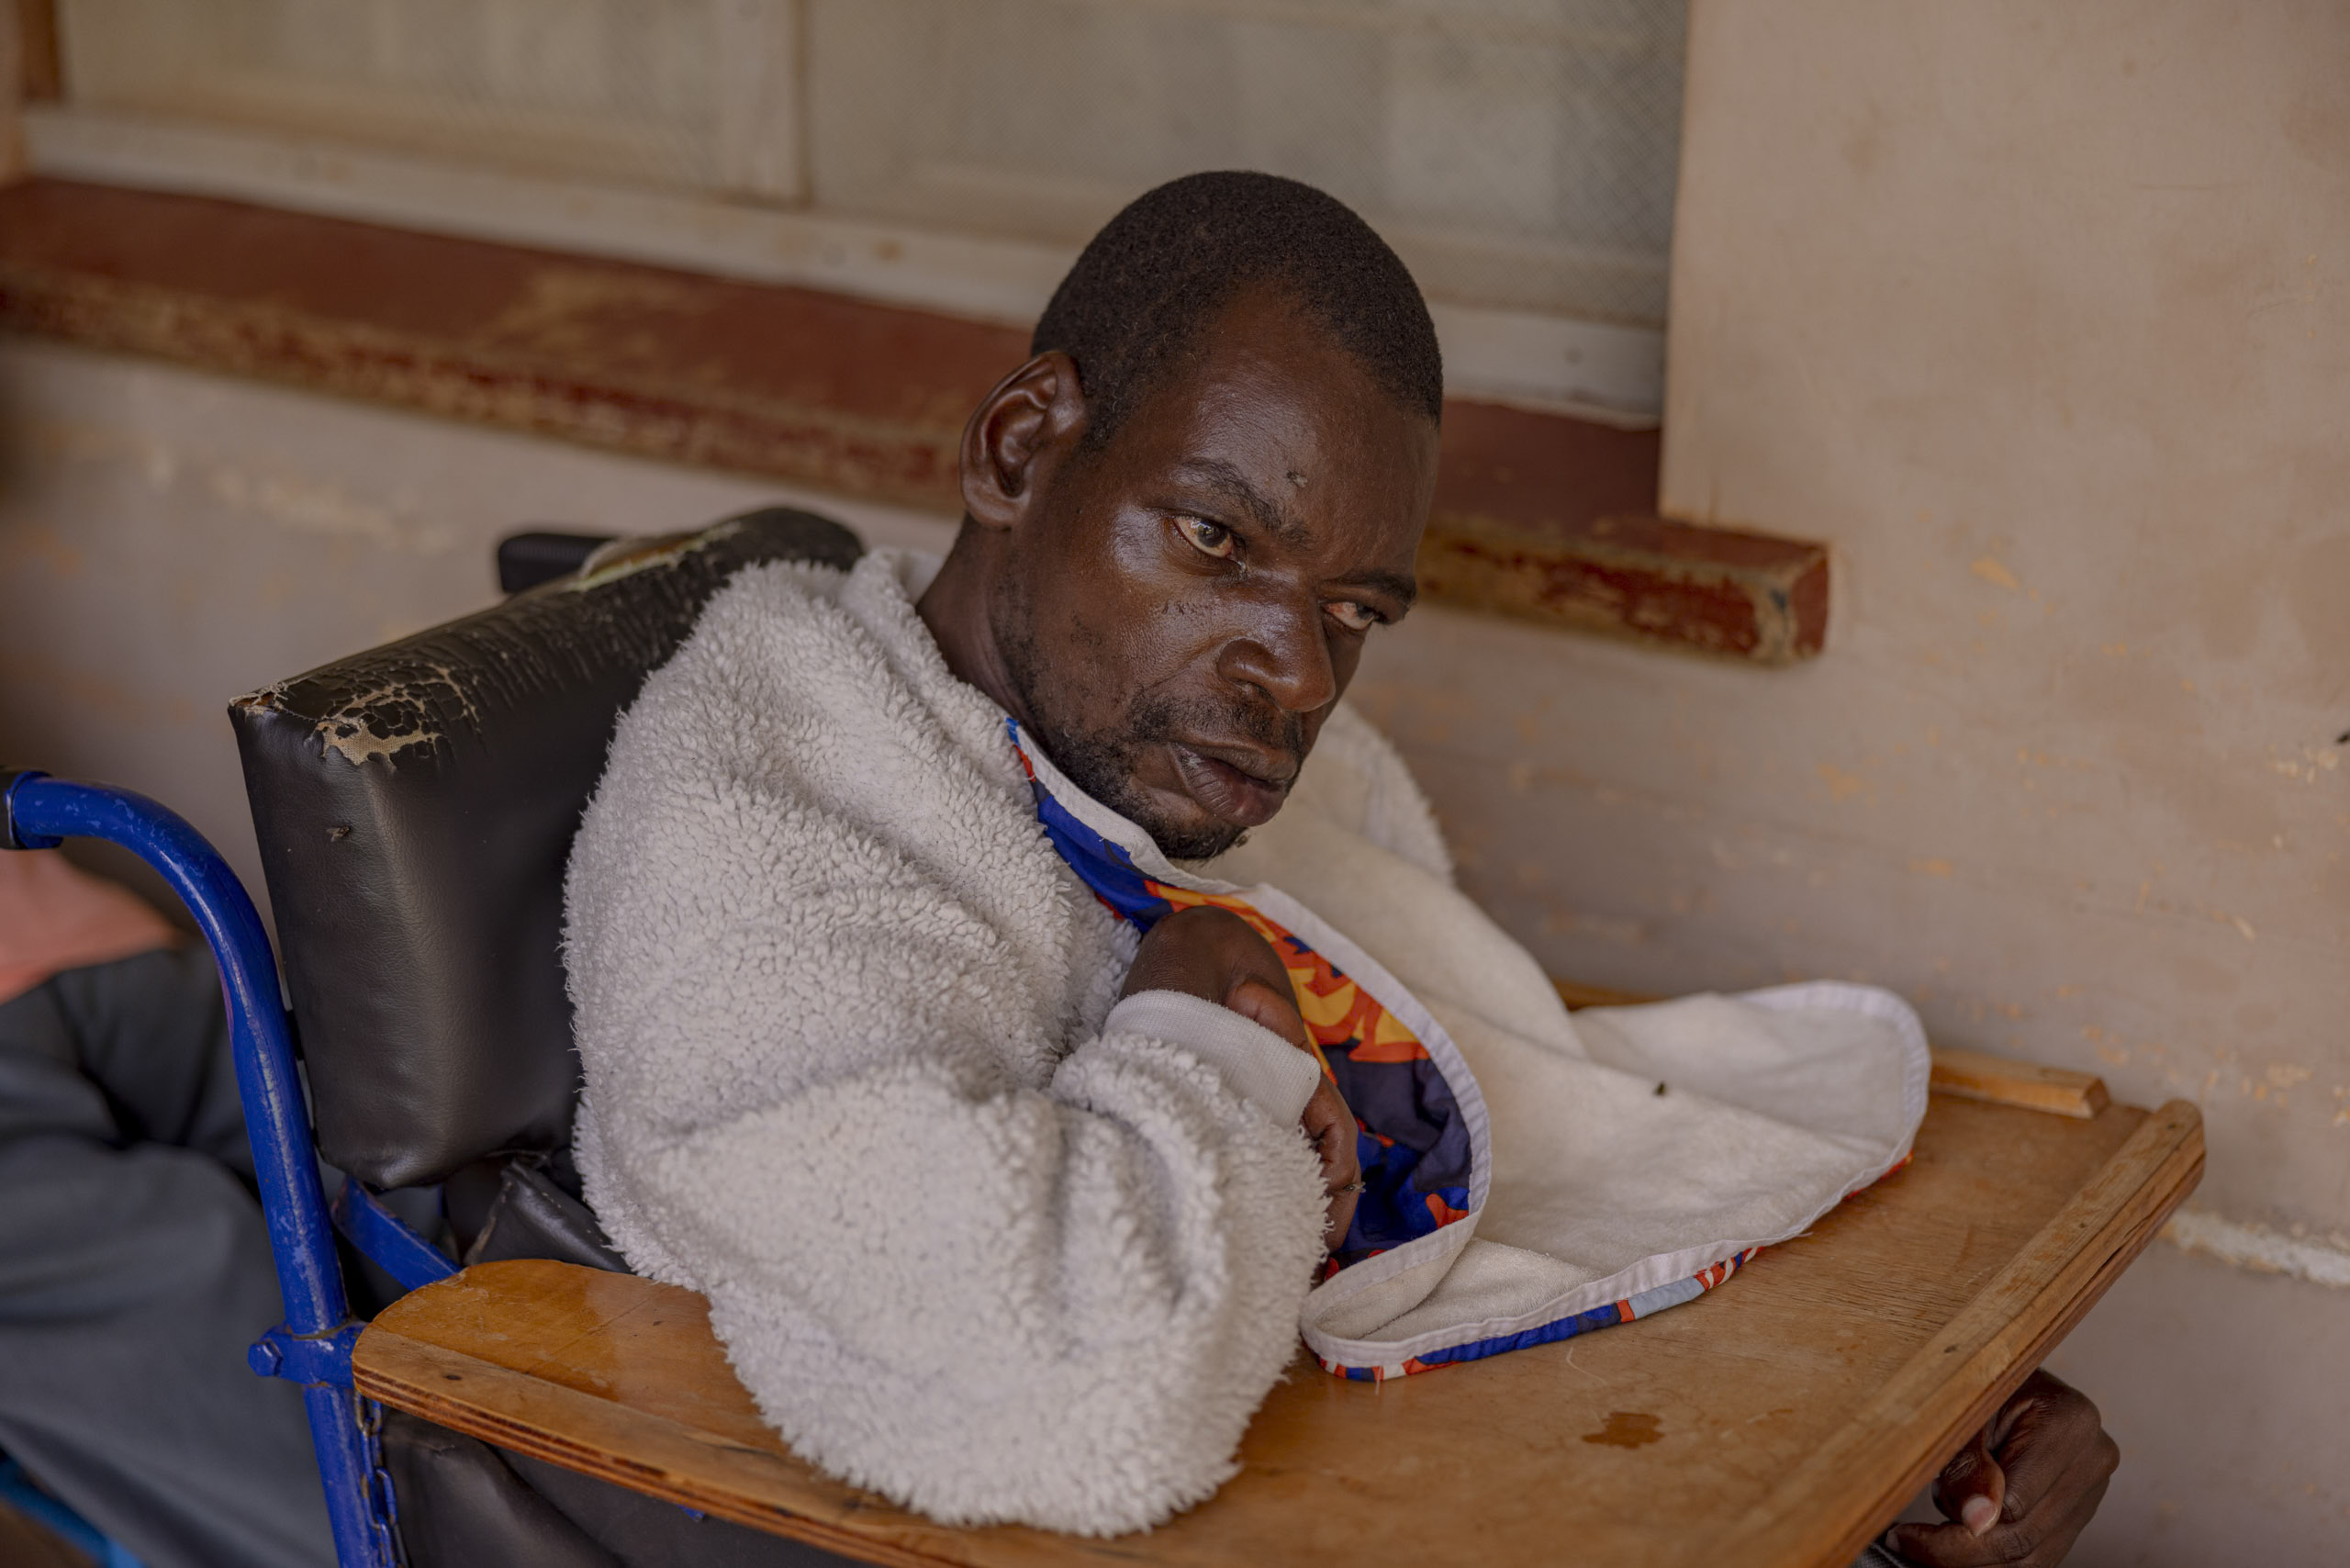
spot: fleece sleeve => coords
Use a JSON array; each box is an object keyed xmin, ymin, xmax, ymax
[
  {"xmin": 1101, "ymin": 990, "xmax": 1323, "ymax": 1124},
  {"xmin": 561, "ymin": 567, "xmax": 1330, "ymax": 1538}
]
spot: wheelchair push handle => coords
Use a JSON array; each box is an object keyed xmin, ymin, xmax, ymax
[
  {"xmin": 1, "ymin": 766, "xmax": 56, "ymax": 850},
  {"xmin": 2, "ymin": 769, "xmax": 396, "ymax": 1568}
]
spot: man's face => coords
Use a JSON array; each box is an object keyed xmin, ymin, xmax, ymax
[{"xmin": 996, "ymin": 286, "xmax": 1439, "ymax": 859}]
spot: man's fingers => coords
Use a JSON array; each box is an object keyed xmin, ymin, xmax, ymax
[
  {"xmin": 1124, "ymin": 904, "xmax": 1298, "ymax": 1019},
  {"xmin": 1887, "ymin": 1466, "xmax": 2108, "ymax": 1567},
  {"xmin": 1888, "ymin": 1516, "xmax": 2016, "ymax": 1567},
  {"xmin": 1983, "ymin": 1371, "xmax": 2113, "ymax": 1530},
  {"xmin": 1297, "ymin": 1076, "xmax": 1361, "ymax": 1251},
  {"xmin": 1317, "ymin": 1108, "xmax": 1350, "ymax": 1165},
  {"xmin": 1301, "ymin": 1080, "xmax": 1360, "ymax": 1183},
  {"xmin": 1895, "ymin": 1377, "xmax": 2119, "ymax": 1568},
  {"xmin": 1322, "ymin": 1179, "xmax": 1361, "ymax": 1252},
  {"xmin": 1933, "ymin": 1426, "xmax": 2008, "ymax": 1537},
  {"xmin": 1887, "ymin": 1518, "xmax": 1998, "ymax": 1567}
]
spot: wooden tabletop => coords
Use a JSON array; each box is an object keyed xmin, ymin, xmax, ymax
[{"xmin": 354, "ymin": 1090, "xmax": 2201, "ymax": 1568}]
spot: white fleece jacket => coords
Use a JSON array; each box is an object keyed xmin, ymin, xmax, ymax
[
  {"xmin": 565, "ymin": 550, "xmax": 1343, "ymax": 1535},
  {"xmin": 568, "ymin": 546, "xmax": 1927, "ymax": 1533}
]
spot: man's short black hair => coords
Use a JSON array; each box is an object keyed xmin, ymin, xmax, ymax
[{"xmin": 1033, "ymin": 171, "xmax": 1444, "ymax": 450}]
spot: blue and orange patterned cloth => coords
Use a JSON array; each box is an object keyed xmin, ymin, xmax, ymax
[
  {"xmin": 1012, "ymin": 721, "xmax": 1472, "ymax": 1266},
  {"xmin": 1010, "ymin": 718, "xmax": 1821, "ymax": 1382}
]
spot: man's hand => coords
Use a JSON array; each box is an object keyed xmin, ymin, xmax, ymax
[
  {"xmin": 1123, "ymin": 906, "xmax": 1363, "ymax": 1249},
  {"xmin": 1886, "ymin": 1370, "xmax": 2118, "ymax": 1566},
  {"xmin": 1288, "ymin": 1073, "xmax": 1362, "ymax": 1252}
]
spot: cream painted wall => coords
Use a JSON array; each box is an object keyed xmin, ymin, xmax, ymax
[
  {"xmin": 0, "ymin": 338, "xmax": 957, "ymax": 917},
  {"xmin": 1363, "ymin": 1, "xmax": 2346, "ymax": 1561},
  {"xmin": 1657, "ymin": 2, "xmax": 2348, "ymax": 1251},
  {"xmin": 1656, "ymin": 1, "xmax": 2348, "ymax": 1234}
]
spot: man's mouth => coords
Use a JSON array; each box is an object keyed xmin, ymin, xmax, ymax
[{"xmin": 1170, "ymin": 743, "xmax": 1294, "ymax": 829}]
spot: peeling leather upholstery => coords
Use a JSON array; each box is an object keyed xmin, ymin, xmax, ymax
[{"xmin": 230, "ymin": 508, "xmax": 864, "ymax": 1189}]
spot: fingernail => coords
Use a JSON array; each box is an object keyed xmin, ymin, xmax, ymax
[{"xmin": 1962, "ymin": 1495, "xmax": 1998, "ymax": 1535}]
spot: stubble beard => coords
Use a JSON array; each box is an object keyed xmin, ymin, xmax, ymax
[{"xmin": 997, "ymin": 613, "xmax": 1298, "ymax": 863}]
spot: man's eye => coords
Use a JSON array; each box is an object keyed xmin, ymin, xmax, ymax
[
  {"xmin": 1179, "ymin": 517, "xmax": 1237, "ymax": 560},
  {"xmin": 1326, "ymin": 600, "xmax": 1381, "ymax": 633}
]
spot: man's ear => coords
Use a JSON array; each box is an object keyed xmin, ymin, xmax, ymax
[{"xmin": 959, "ymin": 351, "xmax": 1087, "ymax": 532}]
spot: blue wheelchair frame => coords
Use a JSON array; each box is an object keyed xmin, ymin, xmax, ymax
[{"xmin": 4, "ymin": 769, "xmax": 453, "ymax": 1568}]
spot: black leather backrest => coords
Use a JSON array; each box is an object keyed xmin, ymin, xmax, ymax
[{"xmin": 231, "ymin": 509, "xmax": 864, "ymax": 1188}]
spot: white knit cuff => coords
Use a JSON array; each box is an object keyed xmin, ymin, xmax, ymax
[{"xmin": 1104, "ymin": 990, "xmax": 1323, "ymax": 1124}]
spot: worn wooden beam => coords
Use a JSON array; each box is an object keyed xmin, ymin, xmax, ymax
[
  {"xmin": 0, "ymin": 178, "xmax": 1830, "ymax": 662},
  {"xmin": 1423, "ymin": 507, "xmax": 1829, "ymax": 663},
  {"xmin": 0, "ymin": 178, "xmax": 1015, "ymax": 512}
]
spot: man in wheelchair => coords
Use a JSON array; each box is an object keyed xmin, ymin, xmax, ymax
[
  {"xmin": 1, "ymin": 172, "xmax": 2121, "ymax": 1568},
  {"xmin": 559, "ymin": 174, "xmax": 2118, "ymax": 1567}
]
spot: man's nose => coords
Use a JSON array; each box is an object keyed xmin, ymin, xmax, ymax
[{"xmin": 1216, "ymin": 600, "xmax": 1337, "ymax": 715}]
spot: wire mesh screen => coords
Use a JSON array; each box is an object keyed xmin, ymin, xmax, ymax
[
  {"xmin": 57, "ymin": 0, "xmax": 1687, "ymax": 328},
  {"xmin": 807, "ymin": 0, "xmax": 1687, "ymax": 326}
]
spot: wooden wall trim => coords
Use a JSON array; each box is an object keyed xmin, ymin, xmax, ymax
[{"xmin": 0, "ymin": 178, "xmax": 1829, "ymax": 662}]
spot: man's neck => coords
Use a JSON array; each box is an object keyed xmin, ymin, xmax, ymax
[{"xmin": 914, "ymin": 520, "xmax": 1033, "ymax": 729}]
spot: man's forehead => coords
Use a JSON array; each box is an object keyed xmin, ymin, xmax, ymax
[
  {"xmin": 1141, "ymin": 284, "xmax": 1395, "ymax": 421},
  {"xmin": 1136, "ymin": 315, "xmax": 1429, "ymax": 469},
  {"xmin": 1145, "ymin": 364, "xmax": 1429, "ymax": 540}
]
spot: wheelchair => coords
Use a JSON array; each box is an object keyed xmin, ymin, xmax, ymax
[
  {"xmin": 3, "ymin": 508, "xmax": 862, "ymax": 1566},
  {"xmin": 1, "ymin": 506, "xmax": 2202, "ymax": 1568}
]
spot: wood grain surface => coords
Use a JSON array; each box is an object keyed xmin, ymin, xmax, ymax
[{"xmin": 354, "ymin": 1091, "xmax": 2201, "ymax": 1567}]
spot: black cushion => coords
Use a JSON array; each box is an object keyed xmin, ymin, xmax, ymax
[
  {"xmin": 497, "ymin": 532, "xmax": 615, "ymax": 596},
  {"xmin": 460, "ymin": 1154, "xmax": 629, "ymax": 1273},
  {"xmin": 230, "ymin": 509, "xmax": 864, "ymax": 1188}
]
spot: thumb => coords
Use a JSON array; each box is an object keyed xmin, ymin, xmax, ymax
[{"xmin": 1933, "ymin": 1424, "xmax": 2009, "ymax": 1536}]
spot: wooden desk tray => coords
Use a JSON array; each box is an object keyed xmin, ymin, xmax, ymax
[{"xmin": 354, "ymin": 1083, "xmax": 2200, "ymax": 1568}]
